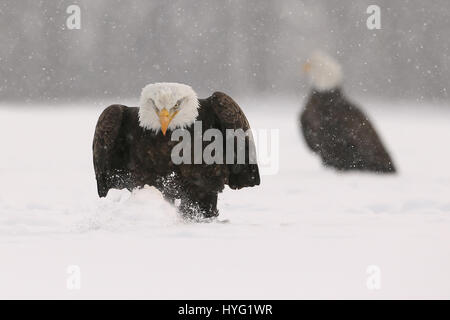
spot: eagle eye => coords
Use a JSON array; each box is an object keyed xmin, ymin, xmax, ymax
[{"xmin": 171, "ymin": 98, "xmax": 184, "ymax": 112}]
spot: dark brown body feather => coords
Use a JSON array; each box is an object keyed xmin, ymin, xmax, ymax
[
  {"xmin": 93, "ymin": 92, "xmax": 260, "ymax": 218},
  {"xmin": 300, "ymin": 89, "xmax": 396, "ymax": 173}
]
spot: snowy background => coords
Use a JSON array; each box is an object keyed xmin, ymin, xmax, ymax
[
  {"xmin": 1, "ymin": 1, "xmax": 450, "ymax": 299},
  {"xmin": 1, "ymin": 100, "xmax": 449, "ymax": 299},
  {"xmin": 1, "ymin": 0, "xmax": 450, "ymax": 102}
]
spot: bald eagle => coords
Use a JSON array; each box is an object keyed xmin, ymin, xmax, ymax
[
  {"xmin": 300, "ymin": 51, "xmax": 396, "ymax": 173},
  {"xmin": 93, "ymin": 83, "xmax": 260, "ymax": 219}
]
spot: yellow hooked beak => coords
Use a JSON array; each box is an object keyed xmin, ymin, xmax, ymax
[
  {"xmin": 159, "ymin": 109, "xmax": 178, "ymax": 136},
  {"xmin": 303, "ymin": 62, "xmax": 311, "ymax": 73}
]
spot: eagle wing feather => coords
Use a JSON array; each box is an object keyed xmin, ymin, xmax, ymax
[
  {"xmin": 209, "ymin": 92, "xmax": 261, "ymax": 189},
  {"xmin": 92, "ymin": 104, "xmax": 128, "ymax": 197},
  {"xmin": 342, "ymin": 104, "xmax": 396, "ymax": 172}
]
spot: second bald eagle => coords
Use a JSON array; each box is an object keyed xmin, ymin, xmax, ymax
[{"xmin": 301, "ymin": 52, "xmax": 396, "ymax": 173}]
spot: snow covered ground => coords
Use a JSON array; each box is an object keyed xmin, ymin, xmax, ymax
[{"xmin": 0, "ymin": 97, "xmax": 449, "ymax": 299}]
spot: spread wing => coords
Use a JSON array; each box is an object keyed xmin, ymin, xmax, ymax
[
  {"xmin": 92, "ymin": 104, "xmax": 129, "ymax": 197},
  {"xmin": 209, "ymin": 92, "xmax": 260, "ymax": 189}
]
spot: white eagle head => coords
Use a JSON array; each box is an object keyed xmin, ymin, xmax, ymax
[
  {"xmin": 303, "ymin": 51, "xmax": 343, "ymax": 91},
  {"xmin": 139, "ymin": 82, "xmax": 200, "ymax": 135}
]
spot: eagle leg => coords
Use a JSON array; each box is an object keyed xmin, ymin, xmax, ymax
[{"xmin": 178, "ymin": 191, "xmax": 219, "ymax": 220}]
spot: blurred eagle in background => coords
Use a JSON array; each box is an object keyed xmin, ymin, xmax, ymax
[
  {"xmin": 93, "ymin": 83, "xmax": 260, "ymax": 219},
  {"xmin": 300, "ymin": 51, "xmax": 396, "ymax": 173}
]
